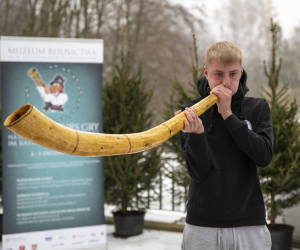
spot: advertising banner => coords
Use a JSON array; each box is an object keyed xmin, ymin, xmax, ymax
[{"xmin": 1, "ymin": 37, "xmax": 106, "ymax": 250}]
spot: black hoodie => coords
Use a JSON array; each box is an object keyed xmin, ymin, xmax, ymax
[{"xmin": 179, "ymin": 70, "xmax": 273, "ymax": 227}]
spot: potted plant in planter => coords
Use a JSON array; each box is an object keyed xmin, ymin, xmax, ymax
[
  {"xmin": 103, "ymin": 36, "xmax": 162, "ymax": 237},
  {"xmin": 259, "ymin": 19, "xmax": 300, "ymax": 250}
]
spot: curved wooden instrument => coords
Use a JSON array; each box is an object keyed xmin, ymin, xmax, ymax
[{"xmin": 4, "ymin": 94, "xmax": 218, "ymax": 157}]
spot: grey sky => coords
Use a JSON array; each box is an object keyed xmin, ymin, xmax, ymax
[{"xmin": 173, "ymin": 0, "xmax": 300, "ymax": 38}]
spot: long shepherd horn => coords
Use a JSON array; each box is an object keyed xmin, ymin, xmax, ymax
[{"xmin": 4, "ymin": 94, "xmax": 218, "ymax": 157}]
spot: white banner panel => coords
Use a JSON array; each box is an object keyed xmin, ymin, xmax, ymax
[
  {"xmin": 3, "ymin": 225, "xmax": 107, "ymax": 250},
  {"xmin": 1, "ymin": 36, "xmax": 106, "ymax": 250},
  {"xmin": 0, "ymin": 37, "xmax": 103, "ymax": 63}
]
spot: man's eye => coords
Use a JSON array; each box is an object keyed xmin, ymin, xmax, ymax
[
  {"xmin": 216, "ymin": 73, "xmax": 222, "ymax": 76},
  {"xmin": 231, "ymin": 73, "xmax": 237, "ymax": 76}
]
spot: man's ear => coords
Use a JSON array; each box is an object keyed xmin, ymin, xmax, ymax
[{"xmin": 204, "ymin": 66, "xmax": 208, "ymax": 79}]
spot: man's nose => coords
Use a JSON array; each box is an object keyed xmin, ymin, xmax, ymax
[{"xmin": 222, "ymin": 75, "xmax": 230, "ymax": 87}]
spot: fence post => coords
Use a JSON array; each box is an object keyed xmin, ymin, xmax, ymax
[
  {"xmin": 159, "ymin": 170, "xmax": 162, "ymax": 209},
  {"xmin": 147, "ymin": 187, "xmax": 150, "ymax": 209},
  {"xmin": 184, "ymin": 186, "xmax": 188, "ymax": 212},
  {"xmin": 172, "ymin": 171, "xmax": 175, "ymax": 211}
]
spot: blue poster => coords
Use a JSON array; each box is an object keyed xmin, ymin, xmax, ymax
[{"xmin": 1, "ymin": 37, "xmax": 106, "ymax": 250}]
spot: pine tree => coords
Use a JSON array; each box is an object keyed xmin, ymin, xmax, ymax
[
  {"xmin": 103, "ymin": 30, "xmax": 161, "ymax": 214},
  {"xmin": 259, "ymin": 19, "xmax": 300, "ymax": 227},
  {"xmin": 0, "ymin": 109, "xmax": 2, "ymax": 197},
  {"xmin": 163, "ymin": 35, "xmax": 203, "ymax": 211}
]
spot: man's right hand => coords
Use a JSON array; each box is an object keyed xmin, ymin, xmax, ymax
[{"xmin": 174, "ymin": 107, "xmax": 204, "ymax": 134}]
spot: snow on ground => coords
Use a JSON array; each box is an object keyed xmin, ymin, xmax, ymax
[
  {"xmin": 105, "ymin": 205, "xmax": 186, "ymax": 224},
  {"xmin": 106, "ymin": 224, "xmax": 183, "ymax": 250},
  {"xmin": 144, "ymin": 209, "xmax": 186, "ymax": 223},
  {"xmin": 105, "ymin": 204, "xmax": 186, "ymax": 250}
]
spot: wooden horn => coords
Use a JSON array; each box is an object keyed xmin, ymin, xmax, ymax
[{"xmin": 4, "ymin": 94, "xmax": 218, "ymax": 157}]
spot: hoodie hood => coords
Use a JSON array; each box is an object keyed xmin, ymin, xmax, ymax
[{"xmin": 197, "ymin": 70, "xmax": 249, "ymax": 133}]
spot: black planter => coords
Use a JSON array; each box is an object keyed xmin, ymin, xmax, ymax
[
  {"xmin": 267, "ymin": 224, "xmax": 294, "ymax": 250},
  {"xmin": 113, "ymin": 211, "xmax": 145, "ymax": 238}
]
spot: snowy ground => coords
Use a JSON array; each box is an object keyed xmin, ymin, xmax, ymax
[
  {"xmin": 106, "ymin": 224, "xmax": 183, "ymax": 250},
  {"xmin": 105, "ymin": 206, "xmax": 185, "ymax": 249},
  {"xmin": 105, "ymin": 205, "xmax": 186, "ymax": 224}
]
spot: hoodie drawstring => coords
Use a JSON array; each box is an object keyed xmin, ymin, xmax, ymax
[
  {"xmin": 237, "ymin": 98, "xmax": 246, "ymax": 121},
  {"xmin": 207, "ymin": 107, "xmax": 214, "ymax": 134}
]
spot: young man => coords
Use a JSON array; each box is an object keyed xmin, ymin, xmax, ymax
[{"xmin": 175, "ymin": 42, "xmax": 273, "ymax": 250}]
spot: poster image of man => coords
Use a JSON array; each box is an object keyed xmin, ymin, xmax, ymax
[{"xmin": 28, "ymin": 68, "xmax": 68, "ymax": 112}]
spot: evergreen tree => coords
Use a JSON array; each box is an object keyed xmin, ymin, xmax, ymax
[
  {"xmin": 259, "ymin": 19, "xmax": 300, "ymax": 227},
  {"xmin": 103, "ymin": 38, "xmax": 161, "ymax": 214},
  {"xmin": 163, "ymin": 35, "xmax": 202, "ymax": 211},
  {"xmin": 0, "ymin": 109, "xmax": 2, "ymax": 197}
]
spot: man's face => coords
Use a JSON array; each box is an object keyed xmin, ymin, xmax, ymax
[
  {"xmin": 50, "ymin": 82, "xmax": 64, "ymax": 93},
  {"xmin": 204, "ymin": 60, "xmax": 243, "ymax": 95}
]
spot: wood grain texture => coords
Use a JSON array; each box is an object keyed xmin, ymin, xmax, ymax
[{"xmin": 4, "ymin": 94, "xmax": 218, "ymax": 157}]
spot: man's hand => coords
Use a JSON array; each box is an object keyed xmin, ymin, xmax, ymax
[
  {"xmin": 174, "ymin": 107, "xmax": 204, "ymax": 134},
  {"xmin": 210, "ymin": 84, "xmax": 233, "ymax": 120}
]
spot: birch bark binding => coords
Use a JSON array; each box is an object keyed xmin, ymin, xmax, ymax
[{"xmin": 4, "ymin": 94, "xmax": 218, "ymax": 157}]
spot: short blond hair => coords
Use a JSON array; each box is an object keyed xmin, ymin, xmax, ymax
[{"xmin": 205, "ymin": 41, "xmax": 242, "ymax": 68}]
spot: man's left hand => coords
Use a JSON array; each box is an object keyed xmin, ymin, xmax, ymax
[{"xmin": 210, "ymin": 84, "xmax": 233, "ymax": 120}]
